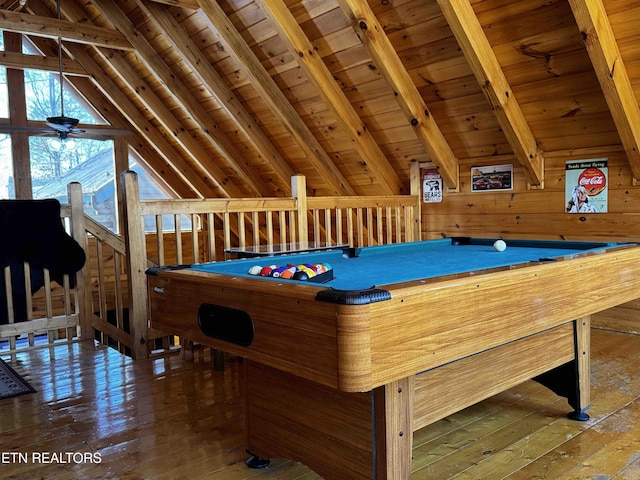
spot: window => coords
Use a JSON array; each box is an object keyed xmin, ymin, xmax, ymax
[
  {"xmin": 0, "ymin": 66, "xmax": 7, "ymax": 119},
  {"xmin": 133, "ymin": 161, "xmax": 192, "ymax": 232},
  {"xmin": 0, "ymin": 134, "xmax": 13, "ymax": 199},
  {"xmin": 24, "ymin": 68, "xmax": 99, "ymax": 124}
]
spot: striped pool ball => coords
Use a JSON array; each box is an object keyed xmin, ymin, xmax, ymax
[
  {"xmin": 280, "ymin": 267, "xmax": 296, "ymax": 279},
  {"xmin": 271, "ymin": 266, "xmax": 290, "ymax": 277}
]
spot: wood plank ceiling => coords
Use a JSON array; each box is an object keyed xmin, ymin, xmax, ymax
[{"xmin": 1, "ymin": 0, "xmax": 639, "ymax": 199}]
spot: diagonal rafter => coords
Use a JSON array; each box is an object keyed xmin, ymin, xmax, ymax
[
  {"xmin": 436, "ymin": 0, "xmax": 544, "ymax": 188},
  {"xmin": 0, "ymin": 7, "xmax": 132, "ymax": 50},
  {"xmin": 255, "ymin": 0, "xmax": 406, "ymax": 195},
  {"xmin": 90, "ymin": 0, "xmax": 285, "ymax": 197},
  {"xmin": 196, "ymin": 0, "xmax": 356, "ymax": 196},
  {"xmin": 93, "ymin": 48, "xmax": 242, "ymax": 197},
  {"xmin": 335, "ymin": 0, "xmax": 459, "ymax": 191},
  {"xmin": 67, "ymin": 44, "xmax": 216, "ymax": 198},
  {"xmin": 568, "ymin": 0, "xmax": 640, "ymax": 182},
  {"xmin": 137, "ymin": 0, "xmax": 304, "ymax": 196}
]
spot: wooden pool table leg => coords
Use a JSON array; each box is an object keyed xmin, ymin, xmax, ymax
[
  {"xmin": 533, "ymin": 316, "xmax": 591, "ymax": 421},
  {"xmin": 572, "ymin": 315, "xmax": 591, "ymax": 420},
  {"xmin": 373, "ymin": 376, "xmax": 415, "ymax": 479}
]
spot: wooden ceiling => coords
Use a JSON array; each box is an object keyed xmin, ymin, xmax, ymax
[{"xmin": 1, "ymin": 0, "xmax": 639, "ymax": 199}]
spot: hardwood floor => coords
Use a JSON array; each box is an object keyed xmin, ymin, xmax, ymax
[{"xmin": 1, "ymin": 328, "xmax": 640, "ymax": 479}]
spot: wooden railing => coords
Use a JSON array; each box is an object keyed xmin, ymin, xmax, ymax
[
  {"xmin": 122, "ymin": 171, "xmax": 421, "ymax": 359},
  {"xmin": 0, "ymin": 183, "xmax": 91, "ymax": 354}
]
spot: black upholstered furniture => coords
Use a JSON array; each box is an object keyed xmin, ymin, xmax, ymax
[{"xmin": 0, "ymin": 199, "xmax": 86, "ymax": 324}]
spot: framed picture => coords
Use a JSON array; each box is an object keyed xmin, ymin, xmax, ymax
[{"xmin": 471, "ymin": 164, "xmax": 513, "ymax": 192}]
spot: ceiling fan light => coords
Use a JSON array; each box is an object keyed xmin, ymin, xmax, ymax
[
  {"xmin": 64, "ymin": 138, "xmax": 76, "ymax": 150},
  {"xmin": 51, "ymin": 138, "xmax": 62, "ymax": 151}
]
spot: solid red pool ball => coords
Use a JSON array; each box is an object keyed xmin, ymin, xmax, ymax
[{"xmin": 259, "ymin": 266, "xmax": 274, "ymax": 276}]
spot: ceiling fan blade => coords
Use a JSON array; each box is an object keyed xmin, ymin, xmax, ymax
[
  {"xmin": 0, "ymin": 125, "xmax": 55, "ymax": 135},
  {"xmin": 0, "ymin": 122, "xmax": 132, "ymax": 139},
  {"xmin": 46, "ymin": 122, "xmax": 73, "ymax": 133},
  {"xmin": 77, "ymin": 127, "xmax": 132, "ymax": 136}
]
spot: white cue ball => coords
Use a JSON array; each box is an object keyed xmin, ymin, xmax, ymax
[{"xmin": 493, "ymin": 239, "xmax": 507, "ymax": 252}]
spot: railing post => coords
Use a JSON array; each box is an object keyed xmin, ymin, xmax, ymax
[
  {"xmin": 292, "ymin": 175, "xmax": 308, "ymax": 244},
  {"xmin": 121, "ymin": 171, "xmax": 149, "ymax": 359},
  {"xmin": 68, "ymin": 182, "xmax": 93, "ymax": 340},
  {"xmin": 410, "ymin": 162, "xmax": 423, "ymax": 241}
]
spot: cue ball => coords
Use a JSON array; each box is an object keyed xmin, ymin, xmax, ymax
[
  {"xmin": 247, "ymin": 265, "xmax": 262, "ymax": 275},
  {"xmin": 493, "ymin": 240, "xmax": 507, "ymax": 252}
]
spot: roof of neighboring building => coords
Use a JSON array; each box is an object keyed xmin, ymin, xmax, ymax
[{"xmin": 35, "ymin": 148, "xmax": 114, "ymax": 199}]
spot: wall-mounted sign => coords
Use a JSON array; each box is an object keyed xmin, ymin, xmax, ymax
[
  {"xmin": 565, "ymin": 159, "xmax": 608, "ymax": 213},
  {"xmin": 422, "ymin": 168, "xmax": 443, "ymax": 203}
]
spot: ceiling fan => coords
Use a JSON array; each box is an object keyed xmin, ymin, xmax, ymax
[{"xmin": 0, "ymin": 0, "xmax": 130, "ymax": 145}]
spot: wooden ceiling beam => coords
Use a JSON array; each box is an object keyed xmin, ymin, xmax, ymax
[
  {"xmin": 436, "ymin": 0, "xmax": 544, "ymax": 188},
  {"xmin": 336, "ymin": 0, "xmax": 460, "ymax": 191},
  {"xmin": 0, "ymin": 50, "xmax": 86, "ymax": 75},
  {"xmin": 255, "ymin": 0, "xmax": 406, "ymax": 195},
  {"xmin": 569, "ymin": 0, "xmax": 640, "ymax": 182},
  {"xmin": 138, "ymin": 0, "xmax": 301, "ymax": 196},
  {"xmin": 0, "ymin": 8, "xmax": 132, "ymax": 50},
  {"xmin": 196, "ymin": 0, "xmax": 356, "ymax": 196},
  {"xmin": 91, "ymin": 0, "xmax": 280, "ymax": 197},
  {"xmin": 146, "ymin": 0, "xmax": 197, "ymax": 9}
]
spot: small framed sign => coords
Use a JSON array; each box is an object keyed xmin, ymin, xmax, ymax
[
  {"xmin": 565, "ymin": 159, "xmax": 608, "ymax": 213},
  {"xmin": 422, "ymin": 168, "xmax": 443, "ymax": 203}
]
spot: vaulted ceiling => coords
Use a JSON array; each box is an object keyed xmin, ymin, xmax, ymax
[{"xmin": 1, "ymin": 0, "xmax": 639, "ymax": 199}]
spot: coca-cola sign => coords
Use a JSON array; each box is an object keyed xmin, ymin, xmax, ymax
[
  {"xmin": 578, "ymin": 167, "xmax": 606, "ymax": 196},
  {"xmin": 565, "ymin": 159, "xmax": 608, "ymax": 213}
]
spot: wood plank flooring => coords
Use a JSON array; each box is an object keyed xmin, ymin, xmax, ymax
[{"xmin": 1, "ymin": 328, "xmax": 640, "ymax": 479}]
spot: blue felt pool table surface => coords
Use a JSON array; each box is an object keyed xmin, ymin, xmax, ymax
[{"xmin": 187, "ymin": 237, "xmax": 618, "ymax": 291}]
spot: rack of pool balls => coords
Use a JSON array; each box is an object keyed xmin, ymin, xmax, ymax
[{"xmin": 247, "ymin": 262, "xmax": 333, "ymax": 283}]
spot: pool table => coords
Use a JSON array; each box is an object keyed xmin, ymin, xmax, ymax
[{"xmin": 146, "ymin": 237, "xmax": 640, "ymax": 479}]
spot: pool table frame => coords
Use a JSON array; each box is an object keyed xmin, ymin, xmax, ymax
[{"xmin": 147, "ymin": 241, "xmax": 640, "ymax": 479}]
